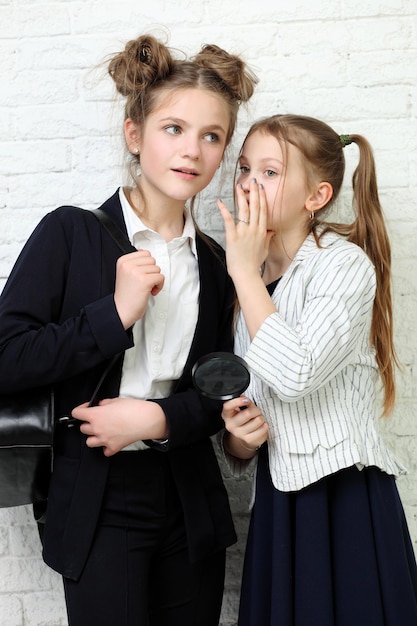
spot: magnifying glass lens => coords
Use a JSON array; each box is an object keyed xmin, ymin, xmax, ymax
[{"xmin": 192, "ymin": 352, "xmax": 250, "ymax": 401}]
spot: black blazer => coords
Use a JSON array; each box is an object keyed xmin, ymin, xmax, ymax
[{"xmin": 0, "ymin": 190, "xmax": 237, "ymax": 580}]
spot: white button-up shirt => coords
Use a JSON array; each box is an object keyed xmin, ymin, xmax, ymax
[{"xmin": 118, "ymin": 188, "xmax": 199, "ymax": 450}]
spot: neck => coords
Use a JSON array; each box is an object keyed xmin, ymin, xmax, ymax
[
  {"xmin": 263, "ymin": 228, "xmax": 309, "ymax": 284},
  {"xmin": 125, "ymin": 186, "xmax": 186, "ymax": 242}
]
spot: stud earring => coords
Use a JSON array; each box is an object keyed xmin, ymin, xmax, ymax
[{"xmin": 133, "ymin": 147, "xmax": 139, "ymax": 154}]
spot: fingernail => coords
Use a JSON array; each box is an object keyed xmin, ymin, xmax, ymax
[
  {"xmin": 238, "ymin": 183, "xmax": 243, "ymax": 190},
  {"xmin": 259, "ymin": 183, "xmax": 264, "ymax": 190},
  {"xmin": 252, "ymin": 178, "xmax": 257, "ymax": 184}
]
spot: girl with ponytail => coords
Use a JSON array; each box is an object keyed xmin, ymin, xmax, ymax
[{"xmin": 217, "ymin": 114, "xmax": 417, "ymax": 625}]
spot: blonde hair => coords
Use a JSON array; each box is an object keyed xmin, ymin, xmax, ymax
[{"xmin": 242, "ymin": 114, "xmax": 398, "ymax": 415}]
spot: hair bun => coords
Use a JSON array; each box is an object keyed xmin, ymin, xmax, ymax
[
  {"xmin": 108, "ymin": 35, "xmax": 174, "ymax": 97},
  {"xmin": 193, "ymin": 44, "xmax": 258, "ymax": 103}
]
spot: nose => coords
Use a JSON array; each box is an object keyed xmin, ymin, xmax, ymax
[
  {"xmin": 237, "ymin": 172, "xmax": 251, "ymax": 192},
  {"xmin": 180, "ymin": 134, "xmax": 201, "ymax": 160}
]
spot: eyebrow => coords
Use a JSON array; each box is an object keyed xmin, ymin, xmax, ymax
[{"xmin": 239, "ymin": 155, "xmax": 284, "ymax": 166}]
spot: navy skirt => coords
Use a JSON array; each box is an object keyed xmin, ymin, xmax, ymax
[{"xmin": 238, "ymin": 444, "xmax": 417, "ymax": 626}]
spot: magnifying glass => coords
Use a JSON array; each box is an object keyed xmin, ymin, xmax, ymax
[{"xmin": 192, "ymin": 352, "xmax": 250, "ymax": 401}]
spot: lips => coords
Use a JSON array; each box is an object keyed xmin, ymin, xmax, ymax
[{"xmin": 172, "ymin": 167, "xmax": 199, "ymax": 177}]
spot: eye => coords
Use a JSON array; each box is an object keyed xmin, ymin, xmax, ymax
[
  {"xmin": 203, "ymin": 132, "xmax": 220, "ymax": 143},
  {"xmin": 165, "ymin": 125, "xmax": 181, "ymax": 135},
  {"xmin": 265, "ymin": 169, "xmax": 277, "ymax": 177},
  {"xmin": 239, "ymin": 165, "xmax": 250, "ymax": 174}
]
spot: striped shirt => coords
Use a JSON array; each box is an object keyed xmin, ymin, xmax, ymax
[{"xmin": 227, "ymin": 230, "xmax": 406, "ymax": 492}]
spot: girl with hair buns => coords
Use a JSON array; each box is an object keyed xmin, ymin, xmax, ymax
[
  {"xmin": 0, "ymin": 33, "xmax": 257, "ymax": 625},
  {"xmin": 217, "ymin": 114, "xmax": 417, "ymax": 625}
]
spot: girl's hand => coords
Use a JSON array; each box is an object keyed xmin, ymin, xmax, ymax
[
  {"xmin": 221, "ymin": 396, "xmax": 268, "ymax": 459},
  {"xmin": 71, "ymin": 397, "xmax": 168, "ymax": 457},
  {"xmin": 217, "ymin": 179, "xmax": 274, "ymax": 282},
  {"xmin": 217, "ymin": 180, "xmax": 277, "ymax": 340},
  {"xmin": 114, "ymin": 249, "xmax": 165, "ymax": 329}
]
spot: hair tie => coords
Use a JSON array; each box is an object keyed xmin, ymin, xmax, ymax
[
  {"xmin": 340, "ymin": 134, "xmax": 352, "ymax": 148},
  {"xmin": 139, "ymin": 45, "xmax": 151, "ymax": 63}
]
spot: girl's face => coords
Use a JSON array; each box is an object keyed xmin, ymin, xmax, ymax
[
  {"xmin": 129, "ymin": 88, "xmax": 230, "ymax": 206},
  {"xmin": 237, "ymin": 130, "xmax": 311, "ymax": 232}
]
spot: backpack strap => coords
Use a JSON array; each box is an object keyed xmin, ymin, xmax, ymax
[{"xmin": 91, "ymin": 208, "xmax": 135, "ymax": 255}]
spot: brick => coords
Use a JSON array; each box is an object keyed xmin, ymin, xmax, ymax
[
  {"xmin": 0, "ymin": 6, "xmax": 70, "ymax": 39},
  {"xmin": 23, "ymin": 591, "xmax": 67, "ymax": 626},
  {"xmin": 0, "ymin": 594, "xmax": 23, "ymax": 626}
]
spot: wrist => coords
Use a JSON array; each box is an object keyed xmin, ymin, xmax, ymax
[
  {"xmin": 239, "ymin": 440, "xmax": 260, "ymax": 452},
  {"xmin": 229, "ymin": 266, "xmax": 261, "ymax": 287},
  {"xmin": 146, "ymin": 401, "xmax": 169, "ymax": 440},
  {"xmin": 223, "ymin": 431, "xmax": 259, "ymax": 460}
]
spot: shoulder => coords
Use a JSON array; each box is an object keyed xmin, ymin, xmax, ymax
[
  {"xmin": 301, "ymin": 231, "xmax": 374, "ymax": 272},
  {"xmin": 32, "ymin": 190, "xmax": 123, "ymax": 241},
  {"xmin": 320, "ymin": 234, "xmax": 375, "ymax": 278},
  {"xmin": 55, "ymin": 189, "xmax": 122, "ymax": 225},
  {"xmin": 25, "ymin": 207, "xmax": 96, "ymax": 258},
  {"xmin": 288, "ymin": 231, "xmax": 376, "ymax": 298}
]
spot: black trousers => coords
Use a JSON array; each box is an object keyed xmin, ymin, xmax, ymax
[{"xmin": 63, "ymin": 450, "xmax": 226, "ymax": 626}]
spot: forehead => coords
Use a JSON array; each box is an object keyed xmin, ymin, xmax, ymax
[
  {"xmin": 151, "ymin": 87, "xmax": 230, "ymax": 127},
  {"xmin": 242, "ymin": 130, "xmax": 284, "ymax": 158},
  {"xmin": 242, "ymin": 130, "xmax": 302, "ymax": 167}
]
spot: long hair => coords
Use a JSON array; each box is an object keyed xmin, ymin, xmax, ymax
[{"xmin": 242, "ymin": 114, "xmax": 398, "ymax": 415}]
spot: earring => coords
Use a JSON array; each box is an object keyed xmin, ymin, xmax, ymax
[
  {"xmin": 310, "ymin": 211, "xmax": 315, "ymax": 220},
  {"xmin": 133, "ymin": 147, "xmax": 139, "ymax": 154}
]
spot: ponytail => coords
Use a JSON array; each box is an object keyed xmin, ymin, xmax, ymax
[{"xmin": 344, "ymin": 135, "xmax": 399, "ymax": 415}]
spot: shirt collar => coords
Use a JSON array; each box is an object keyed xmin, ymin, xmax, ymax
[{"xmin": 292, "ymin": 227, "xmax": 340, "ymax": 263}]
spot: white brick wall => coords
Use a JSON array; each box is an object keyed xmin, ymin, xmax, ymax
[{"xmin": 1, "ymin": 1, "xmax": 416, "ymax": 624}]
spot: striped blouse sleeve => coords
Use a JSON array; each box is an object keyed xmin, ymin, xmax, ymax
[{"xmin": 244, "ymin": 245, "xmax": 376, "ymax": 402}]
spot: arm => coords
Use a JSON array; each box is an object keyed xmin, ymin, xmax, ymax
[
  {"xmin": 0, "ymin": 209, "xmax": 132, "ymax": 392},
  {"xmin": 217, "ymin": 183, "xmax": 376, "ymax": 402},
  {"xmin": 70, "ymin": 236, "xmax": 236, "ymax": 454},
  {"xmin": 245, "ymin": 248, "xmax": 377, "ymax": 401},
  {"xmin": 72, "ymin": 396, "xmax": 168, "ymax": 456},
  {"xmin": 149, "ymin": 241, "xmax": 236, "ymax": 448},
  {"xmin": 217, "ymin": 181, "xmax": 276, "ymax": 341}
]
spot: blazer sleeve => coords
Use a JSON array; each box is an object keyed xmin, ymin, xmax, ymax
[{"xmin": 0, "ymin": 207, "xmax": 132, "ymax": 392}]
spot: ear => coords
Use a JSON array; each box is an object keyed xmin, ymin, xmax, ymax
[
  {"xmin": 124, "ymin": 118, "xmax": 141, "ymax": 154},
  {"xmin": 305, "ymin": 181, "xmax": 333, "ymax": 214}
]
